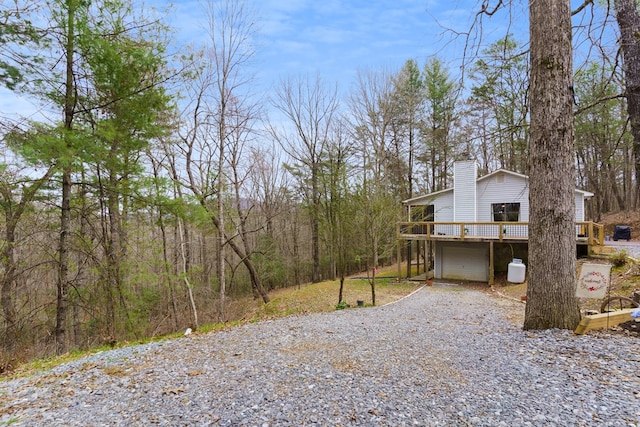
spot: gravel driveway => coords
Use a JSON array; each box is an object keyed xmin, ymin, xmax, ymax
[
  {"xmin": 1, "ymin": 285, "xmax": 639, "ymax": 426},
  {"xmin": 605, "ymin": 241, "xmax": 640, "ymax": 260}
]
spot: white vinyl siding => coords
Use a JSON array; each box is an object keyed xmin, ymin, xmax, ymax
[
  {"xmin": 453, "ymin": 160, "xmax": 477, "ymax": 222},
  {"xmin": 575, "ymin": 193, "xmax": 585, "ymax": 221},
  {"xmin": 409, "ymin": 171, "xmax": 588, "ymax": 228},
  {"xmin": 476, "ymin": 172, "xmax": 530, "ymax": 222},
  {"xmin": 433, "ymin": 192, "xmax": 454, "ymax": 235},
  {"xmin": 405, "ymin": 167, "xmax": 591, "ymax": 226},
  {"xmin": 434, "ymin": 192, "xmax": 453, "ymax": 221},
  {"xmin": 575, "ymin": 193, "xmax": 587, "ymax": 237}
]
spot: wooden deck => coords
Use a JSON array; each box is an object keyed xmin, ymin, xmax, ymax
[
  {"xmin": 397, "ymin": 221, "xmax": 604, "ymax": 247},
  {"xmin": 396, "ymin": 221, "xmax": 605, "ymax": 285}
]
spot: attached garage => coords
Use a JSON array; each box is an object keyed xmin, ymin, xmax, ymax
[{"xmin": 435, "ymin": 242, "xmax": 489, "ymax": 282}]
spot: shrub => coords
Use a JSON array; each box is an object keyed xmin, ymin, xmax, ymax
[
  {"xmin": 335, "ymin": 300, "xmax": 348, "ymax": 310},
  {"xmin": 610, "ymin": 250, "xmax": 628, "ymax": 267}
]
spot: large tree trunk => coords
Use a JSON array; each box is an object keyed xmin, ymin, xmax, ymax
[
  {"xmin": 217, "ymin": 104, "xmax": 226, "ymax": 321},
  {"xmin": 311, "ymin": 170, "xmax": 320, "ymax": 283},
  {"xmin": 524, "ymin": 0, "xmax": 581, "ymax": 330},
  {"xmin": 56, "ymin": 168, "xmax": 72, "ymax": 354},
  {"xmin": 614, "ymin": 0, "xmax": 640, "ymax": 208},
  {"xmin": 55, "ymin": 1, "xmax": 77, "ymax": 354},
  {"xmin": 106, "ymin": 172, "xmax": 125, "ymax": 335}
]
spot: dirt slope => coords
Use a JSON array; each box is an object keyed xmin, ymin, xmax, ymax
[{"xmin": 597, "ymin": 209, "xmax": 640, "ymax": 241}]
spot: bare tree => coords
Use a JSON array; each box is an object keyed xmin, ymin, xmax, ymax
[
  {"xmin": 348, "ymin": 69, "xmax": 395, "ymax": 189},
  {"xmin": 347, "ymin": 69, "xmax": 401, "ymax": 292},
  {"xmin": 204, "ymin": 0, "xmax": 270, "ymax": 308},
  {"xmin": 225, "ymin": 96, "xmax": 271, "ymax": 302},
  {"xmin": 173, "ymin": 0, "xmax": 269, "ymax": 319},
  {"xmin": 268, "ymin": 74, "xmax": 339, "ymax": 283},
  {"xmin": 574, "ymin": 62, "xmax": 630, "ymax": 218},
  {"xmin": 246, "ymin": 145, "xmax": 289, "ymax": 236},
  {"xmin": 613, "ymin": 0, "xmax": 640, "ymax": 208}
]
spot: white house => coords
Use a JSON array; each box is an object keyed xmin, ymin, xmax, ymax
[{"xmin": 400, "ymin": 159, "xmax": 597, "ymax": 283}]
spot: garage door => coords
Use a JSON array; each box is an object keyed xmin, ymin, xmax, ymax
[{"xmin": 441, "ymin": 243, "xmax": 489, "ymax": 282}]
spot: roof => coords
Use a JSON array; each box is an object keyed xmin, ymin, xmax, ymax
[{"xmin": 402, "ymin": 168, "xmax": 594, "ymax": 205}]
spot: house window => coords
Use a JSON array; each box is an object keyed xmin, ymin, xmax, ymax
[
  {"xmin": 412, "ymin": 205, "xmax": 434, "ymax": 222},
  {"xmin": 492, "ymin": 203, "xmax": 520, "ymax": 222}
]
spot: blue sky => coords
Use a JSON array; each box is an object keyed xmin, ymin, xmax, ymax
[
  {"xmin": 0, "ymin": 0, "xmax": 529, "ymax": 120},
  {"xmin": 163, "ymin": 0, "xmax": 525, "ymax": 94},
  {"xmin": 251, "ymin": 0, "xmax": 443, "ymax": 88},
  {"xmin": 0, "ymin": 0, "xmax": 615, "ymax": 121}
]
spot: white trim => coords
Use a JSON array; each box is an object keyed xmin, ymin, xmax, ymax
[{"xmin": 404, "ymin": 167, "xmax": 593, "ymax": 205}]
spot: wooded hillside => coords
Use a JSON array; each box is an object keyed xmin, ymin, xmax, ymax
[{"xmin": 0, "ymin": 0, "xmax": 638, "ymax": 364}]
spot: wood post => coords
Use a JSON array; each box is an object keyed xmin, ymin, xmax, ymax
[{"xmin": 489, "ymin": 241, "xmax": 494, "ymax": 287}]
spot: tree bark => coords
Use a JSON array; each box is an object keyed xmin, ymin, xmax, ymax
[
  {"xmin": 56, "ymin": 168, "xmax": 72, "ymax": 353},
  {"xmin": 524, "ymin": 0, "xmax": 581, "ymax": 330},
  {"xmin": 311, "ymin": 171, "xmax": 320, "ymax": 282},
  {"xmin": 614, "ymin": 0, "xmax": 640, "ymax": 208},
  {"xmin": 55, "ymin": 0, "xmax": 77, "ymax": 354},
  {"xmin": 106, "ymin": 170, "xmax": 124, "ymax": 334}
]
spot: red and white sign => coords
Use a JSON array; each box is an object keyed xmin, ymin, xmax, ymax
[{"xmin": 576, "ymin": 264, "xmax": 611, "ymax": 299}]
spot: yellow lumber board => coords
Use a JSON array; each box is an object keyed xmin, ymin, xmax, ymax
[
  {"xmin": 590, "ymin": 245, "xmax": 616, "ymax": 255},
  {"xmin": 574, "ymin": 309, "xmax": 636, "ymax": 335}
]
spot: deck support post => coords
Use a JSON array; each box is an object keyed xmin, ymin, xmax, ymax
[
  {"xmin": 407, "ymin": 240, "xmax": 412, "ymax": 279},
  {"xmin": 489, "ymin": 241, "xmax": 495, "ymax": 287},
  {"xmin": 397, "ymin": 238, "xmax": 402, "ymax": 279}
]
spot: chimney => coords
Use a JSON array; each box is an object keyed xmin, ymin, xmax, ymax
[{"xmin": 453, "ymin": 158, "xmax": 477, "ymax": 222}]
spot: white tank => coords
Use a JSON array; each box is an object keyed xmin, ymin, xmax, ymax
[{"xmin": 508, "ymin": 259, "xmax": 526, "ymax": 283}]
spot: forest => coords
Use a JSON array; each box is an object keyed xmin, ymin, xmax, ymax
[{"xmin": 0, "ymin": 0, "xmax": 638, "ymax": 363}]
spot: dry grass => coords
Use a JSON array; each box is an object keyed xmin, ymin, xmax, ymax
[{"xmin": 239, "ymin": 273, "xmax": 423, "ymax": 322}]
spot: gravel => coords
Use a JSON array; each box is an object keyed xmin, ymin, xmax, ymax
[
  {"xmin": 605, "ymin": 241, "xmax": 640, "ymax": 260},
  {"xmin": 2, "ymin": 284, "xmax": 640, "ymax": 426}
]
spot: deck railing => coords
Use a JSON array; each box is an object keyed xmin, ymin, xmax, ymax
[{"xmin": 397, "ymin": 221, "xmax": 604, "ymax": 246}]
